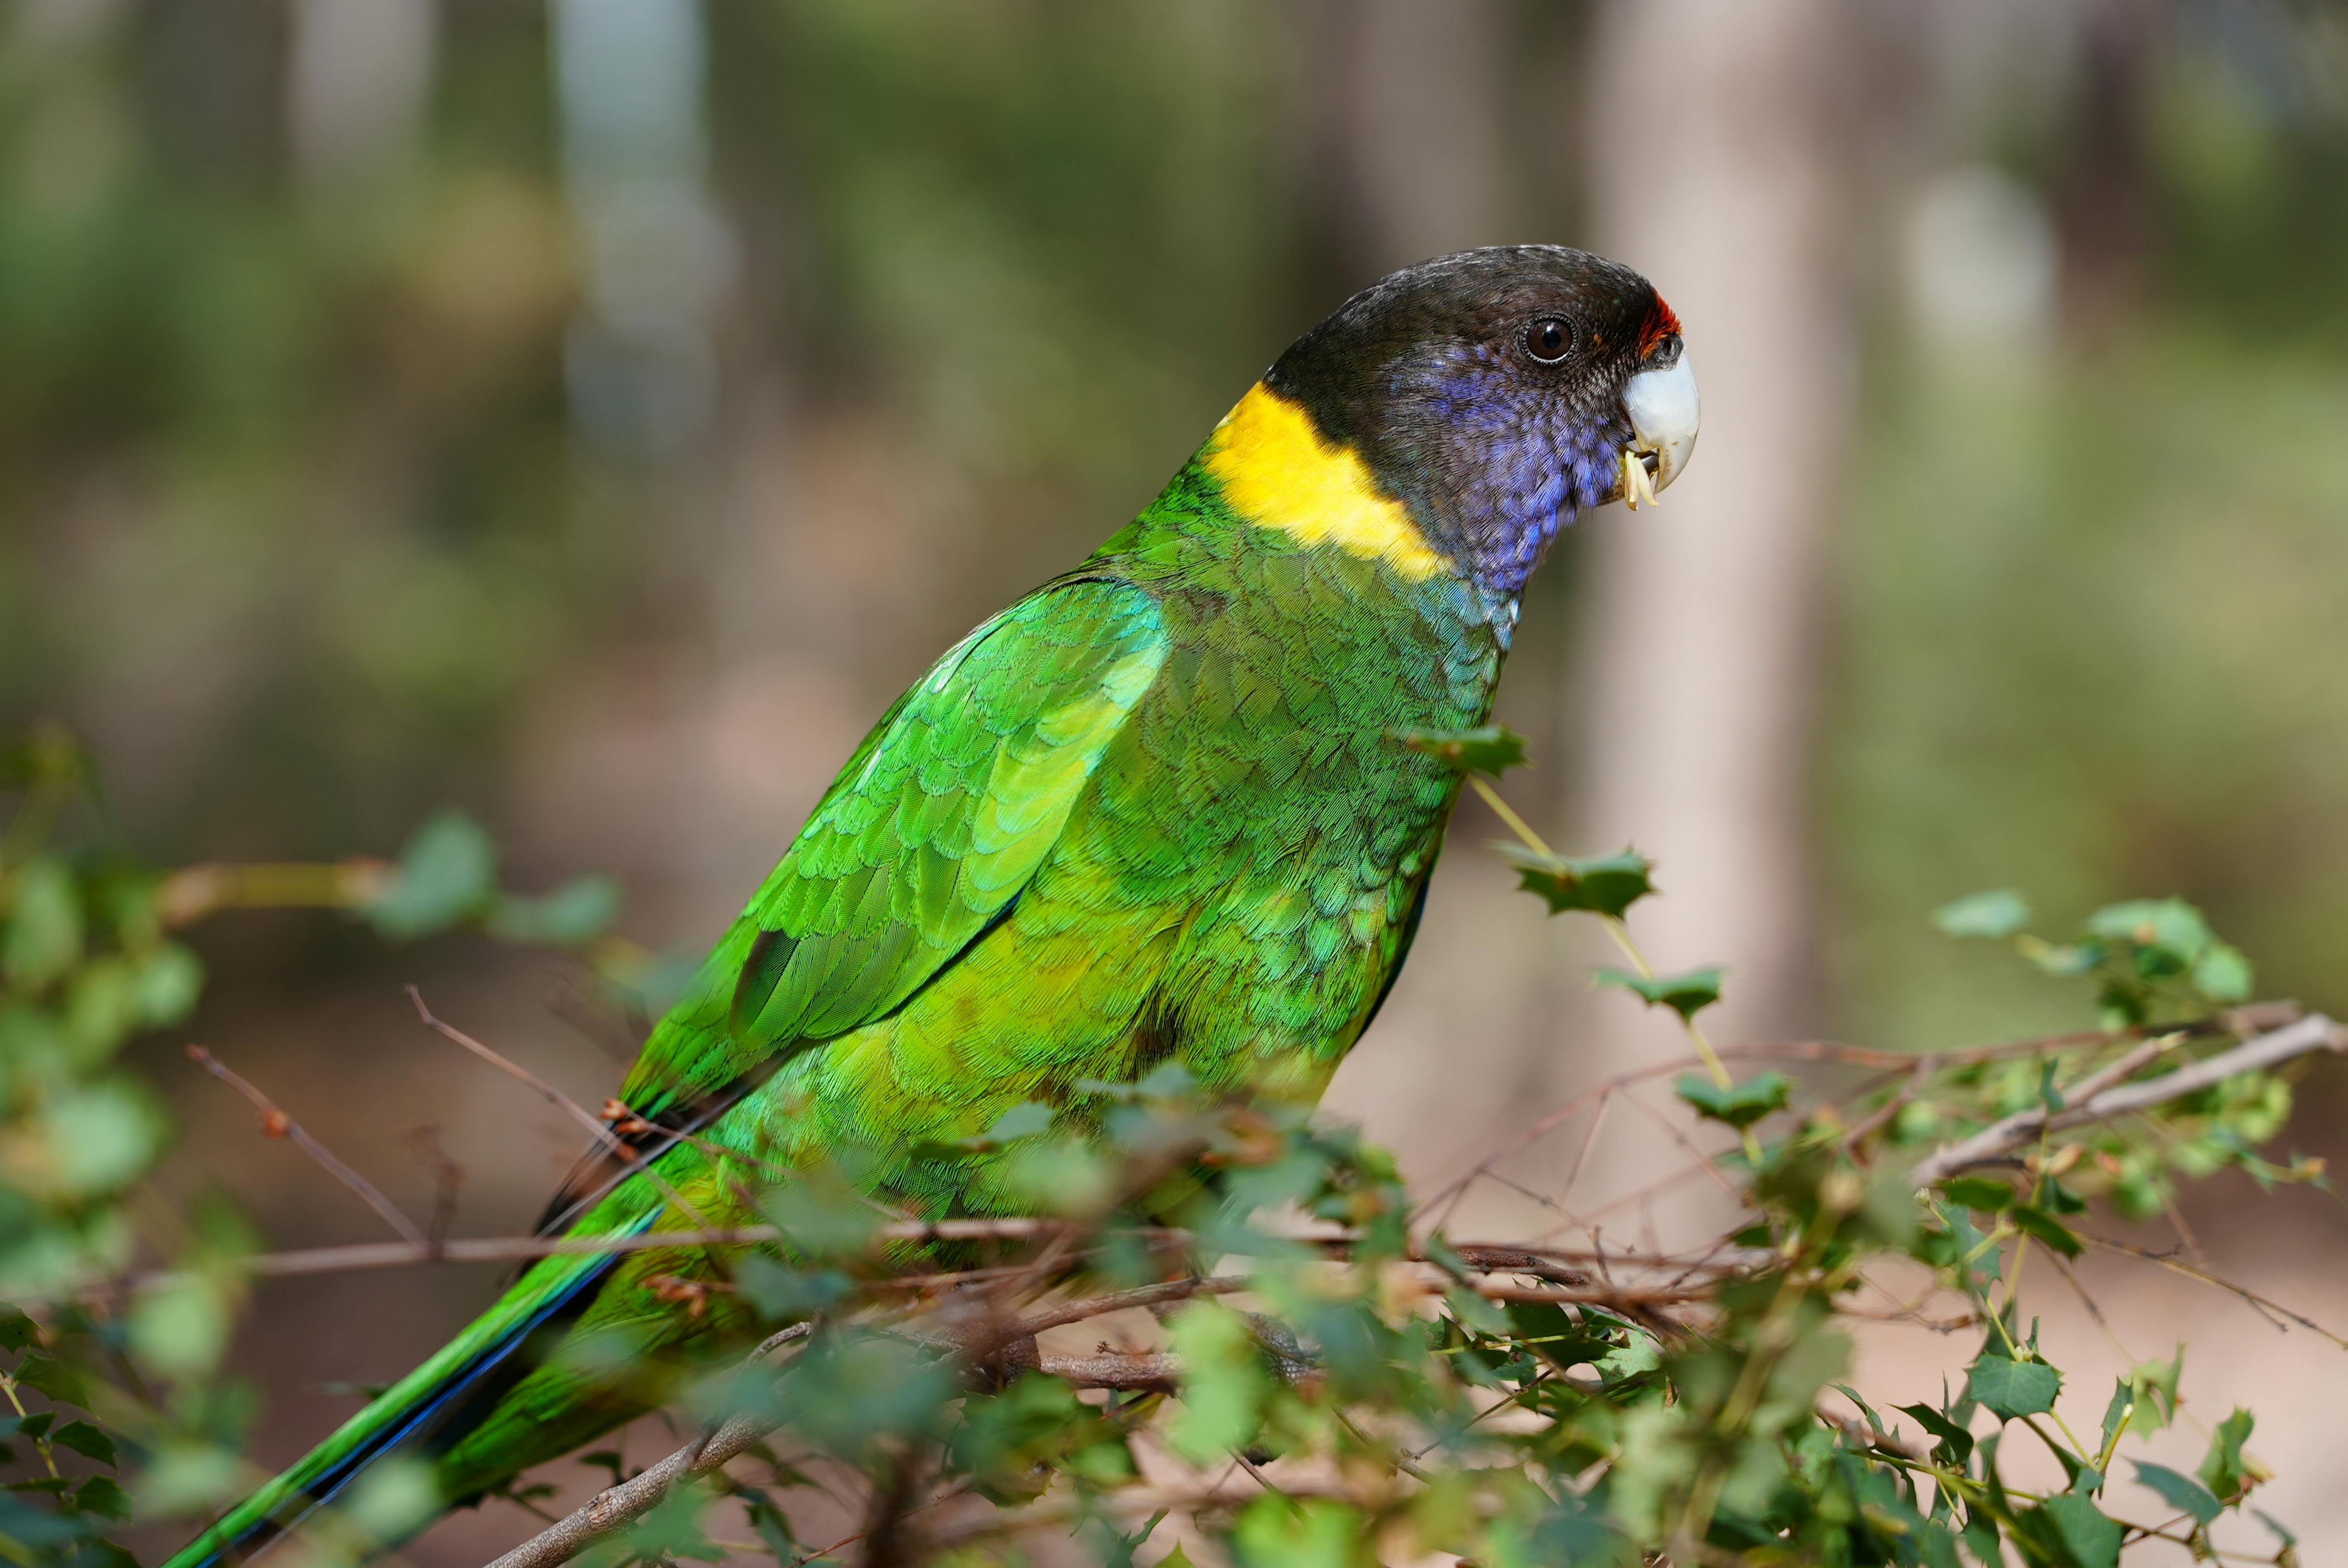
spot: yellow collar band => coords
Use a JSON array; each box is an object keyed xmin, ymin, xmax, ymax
[{"xmin": 1203, "ymin": 383, "xmax": 1447, "ymax": 581}]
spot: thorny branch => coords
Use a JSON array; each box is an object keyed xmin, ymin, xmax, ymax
[
  {"xmin": 477, "ymin": 1317, "xmax": 1192, "ymax": 1568},
  {"xmin": 1907, "ymin": 1012, "xmax": 2346, "ymax": 1187},
  {"xmin": 128, "ymin": 1001, "xmax": 2341, "ymax": 1568}
]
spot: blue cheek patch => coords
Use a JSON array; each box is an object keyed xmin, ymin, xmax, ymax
[{"xmin": 1415, "ymin": 348, "xmax": 1632, "ymax": 596}]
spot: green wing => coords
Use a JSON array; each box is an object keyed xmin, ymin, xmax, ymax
[{"xmin": 617, "ymin": 576, "xmax": 1167, "ymax": 1122}]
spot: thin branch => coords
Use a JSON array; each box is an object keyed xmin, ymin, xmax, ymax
[
  {"xmin": 1839, "ymin": 1059, "xmax": 1933, "ymax": 1152},
  {"xmin": 404, "ymin": 986, "xmax": 715, "ymax": 1235},
  {"xmin": 184, "ymin": 1045, "xmax": 427, "ymax": 1249},
  {"xmin": 476, "ymin": 1322, "xmax": 1190, "ymax": 1568},
  {"xmin": 403, "ymin": 1126, "xmax": 465, "ymax": 1249},
  {"xmin": 479, "ymin": 1323, "xmax": 815, "ymax": 1568},
  {"xmin": 1908, "ymin": 1013, "xmax": 2346, "ymax": 1187},
  {"xmin": 2076, "ymin": 1232, "xmax": 2348, "ymax": 1349},
  {"xmin": 1419, "ymin": 1004, "xmax": 2304, "ymax": 1224}
]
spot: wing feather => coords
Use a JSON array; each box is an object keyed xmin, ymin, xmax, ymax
[{"xmin": 613, "ymin": 577, "xmax": 1166, "ymax": 1123}]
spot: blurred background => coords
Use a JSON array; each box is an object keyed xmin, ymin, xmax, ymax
[{"xmin": 4, "ymin": 0, "xmax": 2346, "ymax": 1560}]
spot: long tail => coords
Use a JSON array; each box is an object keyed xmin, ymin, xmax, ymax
[{"xmin": 159, "ymin": 1216, "xmax": 652, "ymax": 1568}]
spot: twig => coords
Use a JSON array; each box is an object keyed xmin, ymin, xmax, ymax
[
  {"xmin": 2076, "ymin": 1232, "xmax": 2348, "ymax": 1349},
  {"xmin": 1621, "ymin": 1089, "xmax": 1746, "ymax": 1205},
  {"xmin": 403, "ymin": 1126, "xmax": 465, "ymax": 1250},
  {"xmin": 479, "ymin": 1323, "xmax": 815, "ymax": 1568},
  {"xmin": 476, "ymin": 1320, "xmax": 1190, "ymax": 1568},
  {"xmin": 404, "ymin": 986, "xmax": 715, "ymax": 1235},
  {"xmin": 184, "ymin": 1045, "xmax": 428, "ymax": 1249},
  {"xmin": 1839, "ymin": 1059, "xmax": 1933, "ymax": 1152},
  {"xmin": 152, "ymin": 859, "xmax": 392, "ymax": 927},
  {"xmin": 1908, "ymin": 1013, "xmax": 2346, "ymax": 1188},
  {"xmin": 1003, "ymin": 1276, "xmax": 1249, "ymax": 1339}
]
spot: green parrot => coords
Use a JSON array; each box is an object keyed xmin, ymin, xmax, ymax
[{"xmin": 166, "ymin": 245, "xmax": 1697, "ymax": 1566}]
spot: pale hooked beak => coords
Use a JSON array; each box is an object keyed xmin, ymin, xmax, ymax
[{"xmin": 1618, "ymin": 350, "xmax": 1700, "ymax": 510}]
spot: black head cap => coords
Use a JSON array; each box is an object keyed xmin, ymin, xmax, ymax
[{"xmin": 1264, "ymin": 245, "xmax": 1686, "ymax": 595}]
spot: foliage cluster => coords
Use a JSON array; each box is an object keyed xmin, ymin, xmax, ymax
[{"xmin": 1, "ymin": 727, "xmax": 2339, "ymax": 1568}]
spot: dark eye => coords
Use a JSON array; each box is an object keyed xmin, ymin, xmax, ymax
[{"xmin": 1525, "ymin": 316, "xmax": 1574, "ymax": 363}]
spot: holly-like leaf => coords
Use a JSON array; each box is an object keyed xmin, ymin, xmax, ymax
[
  {"xmin": 1597, "ymin": 964, "xmax": 1723, "ymax": 1022},
  {"xmin": 1935, "ymin": 889, "xmax": 2031, "ymax": 940},
  {"xmin": 0, "ymin": 1304, "xmax": 37, "ymax": 1351},
  {"xmin": 1394, "ymin": 724, "xmax": 1528, "ymax": 776},
  {"xmin": 2132, "ymin": 1462, "xmax": 2222, "ymax": 1526},
  {"xmin": 365, "ymin": 810, "xmax": 498, "ymax": 940},
  {"xmin": 1498, "ymin": 845, "xmax": 1654, "ymax": 919},
  {"xmin": 1895, "ymin": 1401, "xmax": 1976, "ymax": 1466},
  {"xmin": 2017, "ymin": 1494, "xmax": 2121, "ymax": 1568},
  {"xmin": 1673, "ymin": 1070, "xmax": 1791, "ymax": 1130},
  {"xmin": 49, "ymin": 1421, "xmax": 116, "ymax": 1468},
  {"xmin": 72, "ymin": 1476, "xmax": 131, "ymax": 1521},
  {"xmin": 2010, "ymin": 1203, "xmax": 2083, "ymax": 1259},
  {"xmin": 2098, "ymin": 1380, "xmax": 2132, "ymax": 1454},
  {"xmin": 12, "ymin": 1352, "xmax": 89, "ymax": 1407},
  {"xmin": 1964, "ymin": 1353, "xmax": 2060, "ymax": 1421},
  {"xmin": 1940, "ymin": 1177, "xmax": 2016, "ymax": 1213},
  {"xmin": 2198, "ymin": 1407, "xmax": 2257, "ymax": 1502}
]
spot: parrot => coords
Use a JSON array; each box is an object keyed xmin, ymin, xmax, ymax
[{"xmin": 165, "ymin": 244, "xmax": 1698, "ymax": 1566}]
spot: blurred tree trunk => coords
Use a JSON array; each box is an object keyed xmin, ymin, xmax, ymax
[
  {"xmin": 1290, "ymin": 0, "xmax": 1503, "ymax": 276},
  {"xmin": 287, "ymin": 0, "xmax": 437, "ymax": 185},
  {"xmin": 1569, "ymin": 0, "xmax": 1858, "ymax": 1076}
]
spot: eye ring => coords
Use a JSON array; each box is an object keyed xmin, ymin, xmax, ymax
[{"xmin": 1525, "ymin": 316, "xmax": 1575, "ymax": 364}]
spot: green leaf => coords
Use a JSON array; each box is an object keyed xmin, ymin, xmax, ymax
[
  {"xmin": 1939, "ymin": 1177, "xmax": 2015, "ymax": 1213},
  {"xmin": 365, "ymin": 809, "xmax": 498, "ymax": 939},
  {"xmin": 1232, "ymin": 1494, "xmax": 1362, "ymax": 1568},
  {"xmin": 759, "ymin": 1174, "xmax": 881, "ymax": 1261},
  {"xmin": 486, "ymin": 876, "xmax": 620, "ymax": 946},
  {"xmin": 1672, "ymin": 1070, "xmax": 1791, "ymax": 1130},
  {"xmin": 1895, "ymin": 1402, "xmax": 1975, "ymax": 1465},
  {"xmin": 1935, "ymin": 889, "xmax": 2031, "ymax": 940},
  {"xmin": 2198, "ymin": 1407, "xmax": 2256, "ymax": 1501},
  {"xmin": 2191, "ymin": 941, "xmax": 2253, "ymax": 1004},
  {"xmin": 12, "ymin": 1352, "xmax": 89, "ymax": 1407},
  {"xmin": 1497, "ymin": 845, "xmax": 1654, "ymax": 919},
  {"xmin": 2098, "ymin": 1381, "xmax": 2131, "ymax": 1454},
  {"xmin": 0, "ymin": 1304, "xmax": 36, "ymax": 1351},
  {"xmin": 1167, "ymin": 1304, "xmax": 1270, "ymax": 1464},
  {"xmin": 74, "ymin": 1475, "xmax": 132, "ymax": 1520},
  {"xmin": 2017, "ymin": 1494, "xmax": 2121, "ymax": 1568},
  {"xmin": 1597, "ymin": 964, "xmax": 1723, "ymax": 1022},
  {"xmin": 2131, "ymin": 1462, "xmax": 2222, "ymax": 1527},
  {"xmin": 3, "ymin": 857, "xmax": 84, "ymax": 989},
  {"xmin": 49, "ymin": 1421, "xmax": 115, "ymax": 1468},
  {"xmin": 2010, "ymin": 1204, "xmax": 2083, "ymax": 1259},
  {"xmin": 2085, "ymin": 898, "xmax": 2213, "ymax": 967},
  {"xmin": 1964, "ymin": 1354, "xmax": 2059, "ymax": 1421},
  {"xmin": 1393, "ymin": 724, "xmax": 1528, "ymax": 776},
  {"xmin": 977, "ymin": 1101, "xmax": 1055, "ymax": 1146},
  {"xmin": 2108, "ymin": 1350, "xmax": 2183, "ymax": 1440},
  {"xmin": 131, "ymin": 942, "xmax": 205, "ymax": 1028}
]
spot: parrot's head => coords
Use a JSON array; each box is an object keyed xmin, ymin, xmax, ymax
[{"xmin": 1255, "ymin": 245, "xmax": 1698, "ymax": 596}]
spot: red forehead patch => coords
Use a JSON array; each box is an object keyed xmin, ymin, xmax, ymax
[{"xmin": 1636, "ymin": 296, "xmax": 1682, "ymax": 357}]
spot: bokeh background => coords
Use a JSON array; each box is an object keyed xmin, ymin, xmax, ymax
[{"xmin": 5, "ymin": 0, "xmax": 2346, "ymax": 1560}]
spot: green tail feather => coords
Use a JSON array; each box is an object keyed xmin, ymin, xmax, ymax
[{"xmin": 160, "ymin": 1232, "xmax": 642, "ymax": 1568}]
